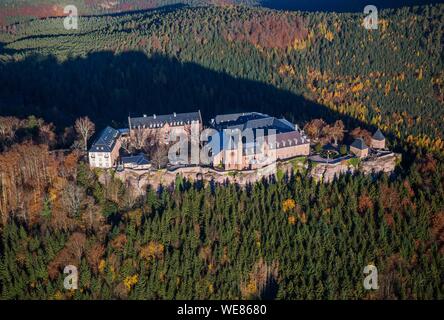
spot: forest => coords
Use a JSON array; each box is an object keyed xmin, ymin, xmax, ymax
[
  {"xmin": 0, "ymin": 2, "xmax": 443, "ymax": 300},
  {"xmin": 0, "ymin": 115, "xmax": 442, "ymax": 299},
  {"xmin": 0, "ymin": 4, "xmax": 443, "ymax": 154}
]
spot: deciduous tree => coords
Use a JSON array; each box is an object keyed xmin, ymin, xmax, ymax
[{"xmin": 74, "ymin": 117, "xmax": 95, "ymax": 152}]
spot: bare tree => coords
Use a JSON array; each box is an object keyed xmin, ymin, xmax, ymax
[
  {"xmin": 303, "ymin": 119, "xmax": 326, "ymax": 142},
  {"xmin": 132, "ymin": 128, "xmax": 148, "ymax": 150},
  {"xmin": 331, "ymin": 120, "xmax": 345, "ymax": 145},
  {"xmin": 150, "ymin": 143, "xmax": 169, "ymax": 169},
  {"xmin": 81, "ymin": 196, "xmax": 102, "ymax": 231},
  {"xmin": 131, "ymin": 128, "xmax": 158, "ymax": 151},
  {"xmin": 61, "ymin": 181, "xmax": 85, "ymax": 218},
  {"xmin": 38, "ymin": 122, "xmax": 57, "ymax": 147},
  {"xmin": 74, "ymin": 117, "xmax": 95, "ymax": 152},
  {"xmin": 0, "ymin": 116, "xmax": 22, "ymax": 144},
  {"xmin": 120, "ymin": 138, "xmax": 133, "ymax": 154},
  {"xmin": 322, "ymin": 120, "xmax": 345, "ymax": 145}
]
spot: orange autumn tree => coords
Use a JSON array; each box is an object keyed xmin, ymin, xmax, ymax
[
  {"xmin": 282, "ymin": 198, "xmax": 307, "ymax": 224},
  {"xmin": 350, "ymin": 127, "xmax": 373, "ymax": 146},
  {"xmin": 358, "ymin": 193, "xmax": 374, "ymax": 214},
  {"xmin": 140, "ymin": 241, "xmax": 165, "ymax": 261},
  {"xmin": 0, "ymin": 143, "xmax": 58, "ymax": 226}
]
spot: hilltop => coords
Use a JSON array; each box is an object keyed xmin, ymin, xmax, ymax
[{"xmin": 0, "ymin": 2, "xmax": 443, "ymax": 301}]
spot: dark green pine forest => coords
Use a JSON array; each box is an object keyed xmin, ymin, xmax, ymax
[{"xmin": 0, "ymin": 2, "xmax": 443, "ymax": 299}]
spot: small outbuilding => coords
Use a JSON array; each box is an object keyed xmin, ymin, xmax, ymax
[
  {"xmin": 371, "ymin": 129, "xmax": 386, "ymax": 149},
  {"xmin": 350, "ymin": 138, "xmax": 369, "ymax": 158},
  {"xmin": 121, "ymin": 154, "xmax": 151, "ymax": 170}
]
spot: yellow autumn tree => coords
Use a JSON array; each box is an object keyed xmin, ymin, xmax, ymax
[
  {"xmin": 282, "ymin": 199, "xmax": 296, "ymax": 213},
  {"xmin": 123, "ymin": 274, "xmax": 138, "ymax": 291},
  {"xmin": 98, "ymin": 259, "xmax": 106, "ymax": 273}
]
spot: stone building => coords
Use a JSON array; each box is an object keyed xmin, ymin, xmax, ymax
[
  {"xmin": 128, "ymin": 111, "xmax": 202, "ymax": 148},
  {"xmin": 350, "ymin": 138, "xmax": 369, "ymax": 158},
  {"xmin": 211, "ymin": 112, "xmax": 310, "ymax": 170},
  {"xmin": 121, "ymin": 154, "xmax": 151, "ymax": 170},
  {"xmin": 88, "ymin": 126, "xmax": 121, "ymax": 168},
  {"xmin": 371, "ymin": 129, "xmax": 386, "ymax": 149}
]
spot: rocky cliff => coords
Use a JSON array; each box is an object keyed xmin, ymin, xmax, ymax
[
  {"xmin": 108, "ymin": 153, "xmax": 399, "ymax": 194},
  {"xmin": 309, "ymin": 153, "xmax": 400, "ymax": 182}
]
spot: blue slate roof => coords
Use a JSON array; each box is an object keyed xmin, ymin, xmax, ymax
[
  {"xmin": 129, "ymin": 111, "xmax": 201, "ymax": 129},
  {"xmin": 209, "ymin": 112, "xmax": 306, "ymax": 154},
  {"xmin": 351, "ymin": 138, "xmax": 368, "ymax": 150},
  {"xmin": 209, "ymin": 127, "xmax": 308, "ymax": 153},
  {"xmin": 213, "ymin": 112, "xmax": 295, "ymax": 133},
  {"xmin": 213, "ymin": 112, "xmax": 267, "ymax": 126},
  {"xmin": 121, "ymin": 154, "xmax": 149, "ymax": 166},
  {"xmin": 372, "ymin": 129, "xmax": 385, "ymax": 141},
  {"xmin": 269, "ymin": 130, "xmax": 308, "ymax": 149},
  {"xmin": 90, "ymin": 126, "xmax": 120, "ymax": 152},
  {"xmin": 118, "ymin": 128, "xmax": 130, "ymax": 135}
]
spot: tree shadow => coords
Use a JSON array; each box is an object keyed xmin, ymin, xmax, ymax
[
  {"xmin": 0, "ymin": 41, "xmax": 34, "ymax": 55},
  {"xmin": 0, "ymin": 50, "xmax": 376, "ymax": 135}
]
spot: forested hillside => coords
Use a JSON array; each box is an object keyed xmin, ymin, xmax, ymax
[
  {"xmin": 0, "ymin": 129, "xmax": 443, "ymax": 299},
  {"xmin": 0, "ymin": 0, "xmax": 260, "ymax": 26},
  {"xmin": 0, "ymin": 3, "xmax": 443, "ymax": 300},
  {"xmin": 0, "ymin": 4, "xmax": 443, "ymax": 154}
]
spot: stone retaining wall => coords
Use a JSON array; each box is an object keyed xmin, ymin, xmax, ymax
[{"xmin": 109, "ymin": 153, "xmax": 399, "ymax": 194}]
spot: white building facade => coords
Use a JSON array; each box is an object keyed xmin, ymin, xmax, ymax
[{"xmin": 89, "ymin": 126, "xmax": 121, "ymax": 168}]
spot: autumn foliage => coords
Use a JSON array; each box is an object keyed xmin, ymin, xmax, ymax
[
  {"xmin": 0, "ymin": 143, "xmax": 56, "ymax": 225},
  {"xmin": 224, "ymin": 12, "xmax": 308, "ymax": 49},
  {"xmin": 140, "ymin": 241, "xmax": 165, "ymax": 260}
]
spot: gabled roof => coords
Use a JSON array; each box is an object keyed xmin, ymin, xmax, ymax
[
  {"xmin": 214, "ymin": 112, "xmax": 295, "ymax": 133},
  {"xmin": 244, "ymin": 117, "xmax": 294, "ymax": 132},
  {"xmin": 213, "ymin": 112, "xmax": 267, "ymax": 126},
  {"xmin": 90, "ymin": 126, "xmax": 120, "ymax": 152},
  {"xmin": 351, "ymin": 138, "xmax": 368, "ymax": 150},
  {"xmin": 211, "ymin": 126, "xmax": 309, "ymax": 153},
  {"xmin": 118, "ymin": 128, "xmax": 129, "ymax": 135},
  {"xmin": 268, "ymin": 130, "xmax": 309, "ymax": 149},
  {"xmin": 121, "ymin": 154, "xmax": 149, "ymax": 165},
  {"xmin": 372, "ymin": 129, "xmax": 385, "ymax": 141},
  {"xmin": 278, "ymin": 118, "xmax": 296, "ymax": 130},
  {"xmin": 130, "ymin": 111, "xmax": 201, "ymax": 129}
]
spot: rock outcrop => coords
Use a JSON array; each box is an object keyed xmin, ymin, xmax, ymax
[
  {"xmin": 108, "ymin": 153, "xmax": 399, "ymax": 194},
  {"xmin": 310, "ymin": 162, "xmax": 355, "ymax": 182},
  {"xmin": 361, "ymin": 153, "xmax": 400, "ymax": 175},
  {"xmin": 309, "ymin": 153, "xmax": 400, "ymax": 182}
]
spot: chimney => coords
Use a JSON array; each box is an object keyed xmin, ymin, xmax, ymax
[
  {"xmin": 173, "ymin": 112, "xmax": 177, "ymax": 117},
  {"xmin": 153, "ymin": 114, "xmax": 156, "ymax": 119}
]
